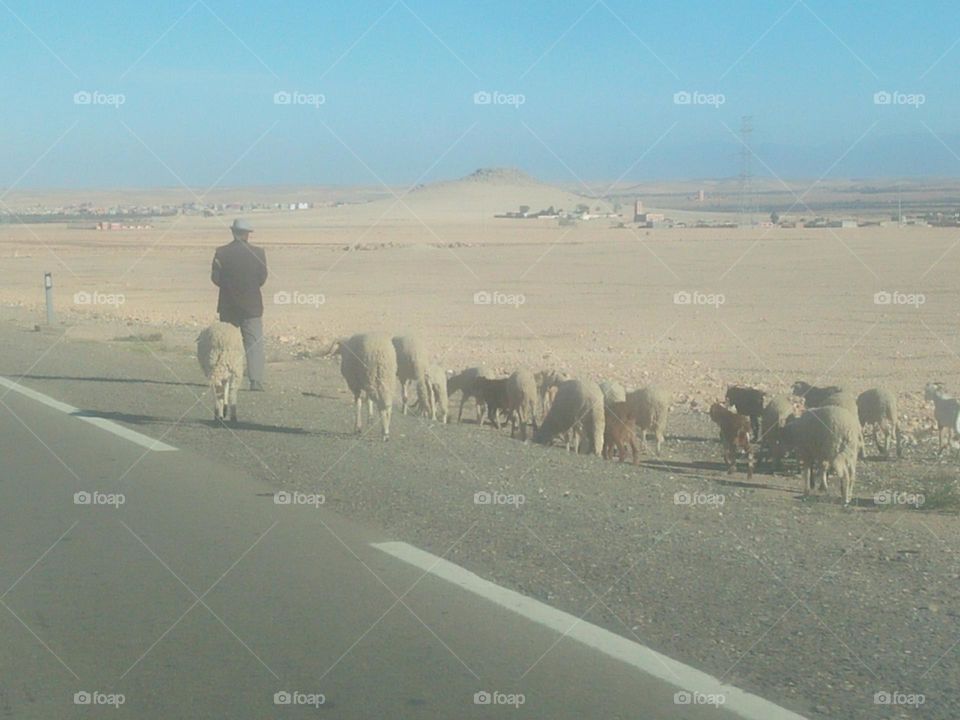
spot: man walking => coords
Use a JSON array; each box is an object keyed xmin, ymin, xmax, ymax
[{"xmin": 212, "ymin": 218, "xmax": 268, "ymax": 391}]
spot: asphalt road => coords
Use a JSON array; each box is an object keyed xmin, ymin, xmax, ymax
[{"xmin": 0, "ymin": 378, "xmax": 766, "ymax": 719}]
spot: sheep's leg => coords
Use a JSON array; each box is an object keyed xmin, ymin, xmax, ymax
[
  {"xmin": 227, "ymin": 377, "xmax": 238, "ymax": 424},
  {"xmin": 212, "ymin": 383, "xmax": 222, "ymax": 421},
  {"xmin": 818, "ymin": 465, "xmax": 829, "ymax": 492},
  {"xmin": 746, "ymin": 447, "xmax": 754, "ymax": 480},
  {"xmin": 354, "ymin": 394, "xmax": 363, "ymax": 434},
  {"xmin": 801, "ymin": 464, "xmax": 811, "ymax": 496},
  {"xmin": 655, "ymin": 431, "xmax": 664, "ymax": 456},
  {"xmin": 629, "ymin": 435, "xmax": 639, "ymax": 465},
  {"xmin": 380, "ymin": 403, "xmax": 392, "ymax": 441},
  {"xmin": 457, "ymin": 394, "xmax": 466, "ymax": 423},
  {"xmin": 400, "ymin": 381, "xmax": 408, "ymax": 415}
]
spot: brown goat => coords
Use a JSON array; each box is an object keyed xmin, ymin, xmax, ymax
[
  {"xmin": 709, "ymin": 402, "xmax": 754, "ymax": 479},
  {"xmin": 603, "ymin": 402, "xmax": 639, "ymax": 464}
]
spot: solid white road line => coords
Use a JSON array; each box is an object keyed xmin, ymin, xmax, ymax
[
  {"xmin": 0, "ymin": 376, "xmax": 177, "ymax": 452},
  {"xmin": 372, "ymin": 541, "xmax": 808, "ymax": 720}
]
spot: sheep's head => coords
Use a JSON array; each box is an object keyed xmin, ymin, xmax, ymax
[
  {"xmin": 925, "ymin": 382, "xmax": 945, "ymax": 401},
  {"xmin": 792, "ymin": 381, "xmax": 811, "ymax": 397},
  {"xmin": 708, "ymin": 402, "xmax": 726, "ymax": 423}
]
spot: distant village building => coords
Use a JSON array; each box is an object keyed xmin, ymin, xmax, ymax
[
  {"xmin": 636, "ymin": 212, "xmax": 664, "ymax": 226},
  {"xmin": 633, "ymin": 199, "xmax": 644, "ymax": 223}
]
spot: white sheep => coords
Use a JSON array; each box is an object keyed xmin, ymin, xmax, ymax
[
  {"xmin": 625, "ymin": 386, "xmax": 670, "ymax": 455},
  {"xmin": 857, "ymin": 387, "xmax": 901, "ymax": 458},
  {"xmin": 506, "ymin": 368, "xmax": 539, "ymax": 440},
  {"xmin": 424, "ymin": 364, "xmax": 449, "ymax": 423},
  {"xmin": 337, "ymin": 333, "xmax": 396, "ymax": 440},
  {"xmin": 447, "ymin": 366, "xmax": 493, "ymax": 424},
  {"xmin": 392, "ymin": 335, "xmax": 431, "ymax": 416},
  {"xmin": 533, "ymin": 378, "xmax": 605, "ymax": 455},
  {"xmin": 599, "ymin": 380, "xmax": 626, "ymax": 407},
  {"xmin": 816, "ymin": 390, "xmax": 859, "ymax": 416},
  {"xmin": 197, "ymin": 321, "xmax": 245, "ymax": 424},
  {"xmin": 924, "ymin": 382, "xmax": 960, "ymax": 454},
  {"xmin": 781, "ymin": 405, "xmax": 863, "ymax": 505}
]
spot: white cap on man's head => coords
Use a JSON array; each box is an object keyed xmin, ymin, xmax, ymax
[{"xmin": 231, "ymin": 218, "xmax": 254, "ymax": 233}]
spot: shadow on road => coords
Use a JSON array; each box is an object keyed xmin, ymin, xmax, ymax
[{"xmin": 15, "ymin": 373, "xmax": 206, "ymax": 388}]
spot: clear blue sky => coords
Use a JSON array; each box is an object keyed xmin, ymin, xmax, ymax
[{"xmin": 1, "ymin": 0, "xmax": 958, "ymax": 188}]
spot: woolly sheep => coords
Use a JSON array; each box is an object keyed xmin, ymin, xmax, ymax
[
  {"xmin": 760, "ymin": 395, "xmax": 796, "ymax": 469},
  {"xmin": 625, "ymin": 386, "xmax": 670, "ymax": 455},
  {"xmin": 816, "ymin": 390, "xmax": 859, "ymax": 416},
  {"xmin": 725, "ymin": 385, "xmax": 765, "ymax": 438},
  {"xmin": 506, "ymin": 368, "xmax": 539, "ymax": 440},
  {"xmin": 338, "ymin": 333, "xmax": 396, "ymax": 440},
  {"xmin": 599, "ymin": 380, "xmax": 627, "ymax": 407},
  {"xmin": 533, "ymin": 378, "xmax": 605, "ymax": 455},
  {"xmin": 603, "ymin": 401, "xmax": 638, "ymax": 464},
  {"xmin": 924, "ymin": 382, "xmax": 960, "ymax": 454},
  {"xmin": 197, "ymin": 321, "xmax": 245, "ymax": 424},
  {"xmin": 857, "ymin": 388, "xmax": 901, "ymax": 458},
  {"xmin": 447, "ymin": 366, "xmax": 492, "ymax": 424},
  {"xmin": 392, "ymin": 335, "xmax": 431, "ymax": 416},
  {"xmin": 709, "ymin": 402, "xmax": 754, "ymax": 479},
  {"xmin": 792, "ymin": 381, "xmax": 844, "ymax": 408},
  {"xmin": 424, "ymin": 365, "xmax": 449, "ymax": 423},
  {"xmin": 781, "ymin": 406, "xmax": 862, "ymax": 505}
]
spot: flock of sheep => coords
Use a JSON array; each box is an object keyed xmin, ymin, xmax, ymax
[{"xmin": 196, "ymin": 323, "xmax": 960, "ymax": 507}]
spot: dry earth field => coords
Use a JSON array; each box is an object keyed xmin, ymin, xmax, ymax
[{"xmin": 2, "ymin": 178, "xmax": 960, "ymax": 718}]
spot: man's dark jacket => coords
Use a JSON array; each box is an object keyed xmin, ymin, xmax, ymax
[{"xmin": 212, "ymin": 239, "xmax": 268, "ymax": 319}]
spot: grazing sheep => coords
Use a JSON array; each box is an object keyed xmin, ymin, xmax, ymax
[
  {"xmin": 816, "ymin": 390, "xmax": 859, "ymax": 415},
  {"xmin": 924, "ymin": 382, "xmax": 960, "ymax": 454},
  {"xmin": 506, "ymin": 368, "xmax": 539, "ymax": 440},
  {"xmin": 603, "ymin": 401, "xmax": 638, "ymax": 464},
  {"xmin": 424, "ymin": 365, "xmax": 449, "ymax": 423},
  {"xmin": 535, "ymin": 369, "xmax": 566, "ymax": 417},
  {"xmin": 792, "ymin": 381, "xmax": 844, "ymax": 408},
  {"xmin": 447, "ymin": 366, "xmax": 493, "ymax": 424},
  {"xmin": 476, "ymin": 370, "xmax": 539, "ymax": 439},
  {"xmin": 725, "ymin": 385, "xmax": 765, "ymax": 438},
  {"xmin": 625, "ymin": 386, "xmax": 670, "ymax": 455},
  {"xmin": 781, "ymin": 406, "xmax": 862, "ymax": 505},
  {"xmin": 709, "ymin": 403, "xmax": 754, "ymax": 479},
  {"xmin": 599, "ymin": 380, "xmax": 627, "ymax": 406},
  {"xmin": 857, "ymin": 388, "xmax": 901, "ymax": 458},
  {"xmin": 338, "ymin": 333, "xmax": 396, "ymax": 440},
  {"xmin": 197, "ymin": 322, "xmax": 245, "ymax": 424},
  {"xmin": 533, "ymin": 379, "xmax": 605, "ymax": 455},
  {"xmin": 760, "ymin": 395, "xmax": 796, "ymax": 469},
  {"xmin": 392, "ymin": 335, "xmax": 431, "ymax": 416}
]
